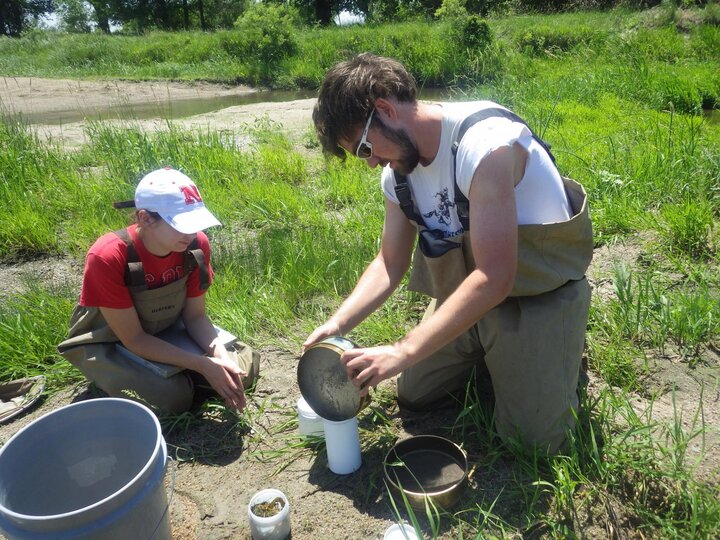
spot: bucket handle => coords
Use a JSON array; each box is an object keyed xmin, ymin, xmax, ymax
[{"xmin": 149, "ymin": 456, "xmax": 177, "ymax": 540}]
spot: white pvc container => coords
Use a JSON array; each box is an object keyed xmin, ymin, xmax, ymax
[
  {"xmin": 384, "ymin": 523, "xmax": 420, "ymax": 540},
  {"xmin": 296, "ymin": 397, "xmax": 324, "ymax": 437},
  {"xmin": 247, "ymin": 489, "xmax": 291, "ymax": 540},
  {"xmin": 322, "ymin": 416, "xmax": 362, "ymax": 475}
]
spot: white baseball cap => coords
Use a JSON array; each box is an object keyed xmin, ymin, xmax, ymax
[{"xmin": 134, "ymin": 168, "xmax": 221, "ymax": 234}]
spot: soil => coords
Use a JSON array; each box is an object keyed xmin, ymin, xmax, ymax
[{"xmin": 0, "ymin": 78, "xmax": 718, "ymax": 539}]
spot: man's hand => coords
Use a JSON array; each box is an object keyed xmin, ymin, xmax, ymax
[
  {"xmin": 302, "ymin": 320, "xmax": 342, "ymax": 352},
  {"xmin": 341, "ymin": 345, "xmax": 408, "ymax": 396}
]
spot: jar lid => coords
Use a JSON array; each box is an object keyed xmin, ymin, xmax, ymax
[{"xmin": 384, "ymin": 523, "xmax": 419, "ymax": 540}]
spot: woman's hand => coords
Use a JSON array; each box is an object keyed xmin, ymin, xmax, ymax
[{"xmin": 200, "ymin": 354, "xmax": 247, "ymax": 411}]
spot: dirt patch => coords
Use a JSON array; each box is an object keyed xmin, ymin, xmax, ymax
[
  {"xmin": 588, "ymin": 235, "xmax": 720, "ymax": 481},
  {"xmin": 634, "ymin": 346, "xmax": 720, "ymax": 484},
  {"xmin": 0, "ymin": 77, "xmax": 258, "ymax": 116},
  {"xmin": 1, "ymin": 79, "xmax": 718, "ymax": 539},
  {"xmin": 0, "ymin": 256, "xmax": 83, "ymax": 299}
]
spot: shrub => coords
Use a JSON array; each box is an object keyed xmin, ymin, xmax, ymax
[
  {"xmin": 435, "ymin": 0, "xmax": 469, "ymax": 21},
  {"xmin": 233, "ymin": 3, "xmax": 299, "ymax": 69},
  {"xmin": 218, "ymin": 30, "xmax": 246, "ymax": 59},
  {"xmin": 461, "ymin": 15, "xmax": 492, "ymax": 50},
  {"xmin": 435, "ymin": 0, "xmax": 493, "ymax": 51}
]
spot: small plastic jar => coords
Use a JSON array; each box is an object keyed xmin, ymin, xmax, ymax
[{"xmin": 247, "ymin": 488, "xmax": 291, "ymax": 540}]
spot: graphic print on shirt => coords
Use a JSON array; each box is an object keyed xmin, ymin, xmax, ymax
[
  {"xmin": 143, "ymin": 265, "xmax": 185, "ymax": 289},
  {"xmin": 422, "ymin": 188, "xmax": 455, "ymax": 226},
  {"xmin": 160, "ymin": 266, "xmax": 185, "ymax": 287}
]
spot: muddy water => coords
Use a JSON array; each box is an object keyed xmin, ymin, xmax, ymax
[
  {"xmin": 16, "ymin": 89, "xmax": 317, "ymax": 125},
  {"xmin": 17, "ymin": 87, "xmax": 451, "ymax": 125}
]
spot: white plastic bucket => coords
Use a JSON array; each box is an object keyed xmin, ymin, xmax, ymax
[
  {"xmin": 247, "ymin": 488, "xmax": 291, "ymax": 540},
  {"xmin": 296, "ymin": 397, "xmax": 324, "ymax": 437},
  {"xmin": 322, "ymin": 416, "xmax": 362, "ymax": 475},
  {"xmin": 0, "ymin": 398, "xmax": 170, "ymax": 540}
]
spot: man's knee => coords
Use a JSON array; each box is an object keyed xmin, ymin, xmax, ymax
[
  {"xmin": 495, "ymin": 404, "xmax": 578, "ymax": 454},
  {"xmin": 396, "ymin": 372, "xmax": 469, "ymax": 411},
  {"xmin": 396, "ymin": 383, "xmax": 444, "ymax": 411}
]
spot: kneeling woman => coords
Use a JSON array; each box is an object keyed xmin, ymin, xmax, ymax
[{"xmin": 58, "ymin": 168, "xmax": 259, "ymax": 414}]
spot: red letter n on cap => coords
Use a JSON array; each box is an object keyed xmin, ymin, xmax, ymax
[{"xmin": 180, "ymin": 185, "xmax": 203, "ymax": 205}]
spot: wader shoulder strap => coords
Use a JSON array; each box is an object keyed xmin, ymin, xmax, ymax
[
  {"xmin": 112, "ymin": 230, "xmax": 210, "ymax": 291},
  {"xmin": 394, "ymin": 107, "xmax": 557, "ymax": 230},
  {"xmin": 394, "ymin": 174, "xmax": 424, "ymax": 224},
  {"xmin": 451, "ymin": 107, "xmax": 555, "ymax": 164},
  {"xmin": 113, "ymin": 228, "xmax": 145, "ymax": 288},
  {"xmin": 184, "ymin": 239, "xmax": 210, "ymax": 291},
  {"xmin": 451, "ymin": 108, "xmax": 556, "ymax": 230}
]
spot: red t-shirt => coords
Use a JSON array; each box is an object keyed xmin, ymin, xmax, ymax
[{"xmin": 79, "ymin": 224, "xmax": 214, "ymax": 309}]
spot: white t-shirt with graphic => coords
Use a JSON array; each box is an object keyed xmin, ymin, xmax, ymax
[{"xmin": 381, "ymin": 101, "xmax": 571, "ymax": 237}]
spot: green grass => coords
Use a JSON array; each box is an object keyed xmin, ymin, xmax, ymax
[{"xmin": 1, "ymin": 6, "xmax": 719, "ymax": 539}]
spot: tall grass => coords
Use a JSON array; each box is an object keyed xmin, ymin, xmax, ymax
[{"xmin": 0, "ymin": 284, "xmax": 82, "ymax": 387}]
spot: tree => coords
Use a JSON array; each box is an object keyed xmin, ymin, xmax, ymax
[
  {"xmin": 204, "ymin": 0, "xmax": 250, "ymax": 28},
  {"xmin": 86, "ymin": 0, "xmax": 114, "ymax": 33},
  {"xmin": 105, "ymin": 0, "xmax": 173, "ymax": 32},
  {"xmin": 364, "ymin": 0, "xmax": 442, "ymax": 22},
  {"xmin": 0, "ymin": 0, "xmax": 54, "ymax": 36},
  {"xmin": 312, "ymin": 0, "xmax": 333, "ymax": 24},
  {"xmin": 197, "ymin": 0, "xmax": 206, "ymax": 29},
  {"xmin": 435, "ymin": 0, "xmax": 467, "ymax": 20},
  {"xmin": 60, "ymin": 0, "xmax": 248, "ymax": 32},
  {"xmin": 288, "ymin": 0, "xmax": 351, "ymax": 25},
  {"xmin": 58, "ymin": 0, "xmax": 93, "ymax": 32}
]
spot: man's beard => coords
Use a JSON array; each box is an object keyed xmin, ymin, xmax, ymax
[{"xmin": 375, "ymin": 116, "xmax": 420, "ymax": 175}]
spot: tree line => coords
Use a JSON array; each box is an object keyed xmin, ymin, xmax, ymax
[{"xmin": 1, "ymin": 0, "xmax": 706, "ymax": 37}]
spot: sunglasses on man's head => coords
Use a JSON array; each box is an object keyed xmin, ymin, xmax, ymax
[{"xmin": 355, "ymin": 108, "xmax": 375, "ymax": 159}]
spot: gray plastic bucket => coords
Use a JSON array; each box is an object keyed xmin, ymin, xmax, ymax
[{"xmin": 0, "ymin": 398, "xmax": 171, "ymax": 540}]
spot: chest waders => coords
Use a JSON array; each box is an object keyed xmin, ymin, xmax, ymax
[
  {"xmin": 58, "ymin": 229, "xmax": 259, "ymax": 414},
  {"xmin": 393, "ymin": 109, "xmax": 593, "ymax": 453}
]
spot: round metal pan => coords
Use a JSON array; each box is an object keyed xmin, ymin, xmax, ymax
[
  {"xmin": 384, "ymin": 435, "xmax": 468, "ymax": 510},
  {"xmin": 297, "ymin": 336, "xmax": 370, "ymax": 422}
]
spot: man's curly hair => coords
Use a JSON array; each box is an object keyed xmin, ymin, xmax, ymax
[{"xmin": 313, "ymin": 53, "xmax": 417, "ymax": 159}]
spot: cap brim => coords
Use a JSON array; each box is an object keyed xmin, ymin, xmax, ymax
[{"xmin": 163, "ymin": 207, "xmax": 221, "ymax": 234}]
